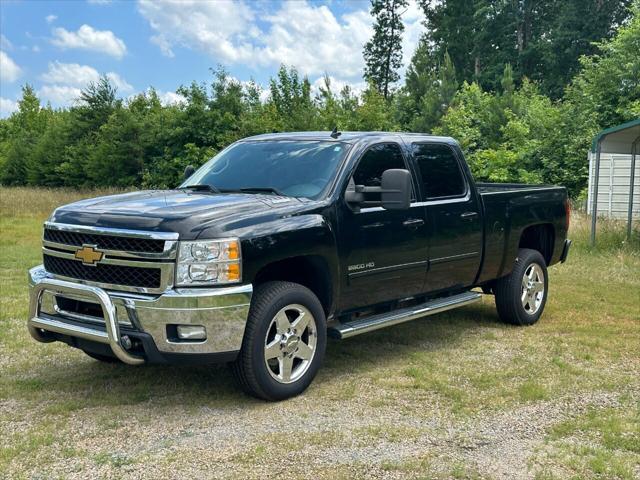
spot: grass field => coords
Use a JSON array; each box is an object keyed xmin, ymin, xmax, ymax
[{"xmin": 1, "ymin": 187, "xmax": 639, "ymax": 479}]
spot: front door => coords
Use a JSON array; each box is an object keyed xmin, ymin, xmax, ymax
[
  {"xmin": 338, "ymin": 143, "xmax": 428, "ymax": 311},
  {"xmin": 412, "ymin": 142, "xmax": 483, "ymax": 292}
]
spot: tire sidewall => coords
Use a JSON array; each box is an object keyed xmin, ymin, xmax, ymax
[
  {"xmin": 248, "ymin": 283, "xmax": 327, "ymax": 400},
  {"xmin": 512, "ymin": 250, "xmax": 548, "ymax": 325}
]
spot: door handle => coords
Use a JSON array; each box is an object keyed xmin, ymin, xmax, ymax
[
  {"xmin": 362, "ymin": 222, "xmax": 385, "ymax": 229},
  {"xmin": 402, "ymin": 218, "xmax": 425, "ymax": 229},
  {"xmin": 460, "ymin": 211, "xmax": 478, "ymax": 221}
]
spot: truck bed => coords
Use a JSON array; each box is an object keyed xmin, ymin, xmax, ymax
[{"xmin": 474, "ymin": 182, "xmax": 568, "ymax": 285}]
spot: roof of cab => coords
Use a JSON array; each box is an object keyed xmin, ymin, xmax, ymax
[{"xmin": 241, "ymin": 131, "xmax": 457, "ymax": 145}]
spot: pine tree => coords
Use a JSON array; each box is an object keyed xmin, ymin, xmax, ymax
[{"xmin": 363, "ymin": 0, "xmax": 409, "ymax": 100}]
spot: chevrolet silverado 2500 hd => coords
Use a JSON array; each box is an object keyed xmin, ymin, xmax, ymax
[{"xmin": 28, "ymin": 132, "xmax": 571, "ymax": 400}]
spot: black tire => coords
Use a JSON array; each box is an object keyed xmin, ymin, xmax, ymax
[
  {"xmin": 231, "ymin": 281, "xmax": 327, "ymax": 401},
  {"xmin": 494, "ymin": 248, "xmax": 548, "ymax": 326},
  {"xmin": 83, "ymin": 350, "xmax": 121, "ymax": 363}
]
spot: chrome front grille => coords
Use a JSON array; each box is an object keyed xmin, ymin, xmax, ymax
[
  {"xmin": 42, "ymin": 222, "xmax": 178, "ymax": 294},
  {"xmin": 44, "ymin": 228, "xmax": 165, "ymax": 253},
  {"xmin": 43, "ymin": 254, "xmax": 162, "ymax": 289}
]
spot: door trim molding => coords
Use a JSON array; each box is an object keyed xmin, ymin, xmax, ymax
[{"xmin": 430, "ymin": 251, "xmax": 480, "ymax": 265}]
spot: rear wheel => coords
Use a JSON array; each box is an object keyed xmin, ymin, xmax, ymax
[
  {"xmin": 494, "ymin": 248, "xmax": 548, "ymax": 326},
  {"xmin": 231, "ymin": 281, "xmax": 326, "ymax": 401}
]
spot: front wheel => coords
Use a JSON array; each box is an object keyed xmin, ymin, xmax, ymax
[
  {"xmin": 231, "ymin": 281, "xmax": 327, "ymax": 401},
  {"xmin": 494, "ymin": 248, "xmax": 548, "ymax": 326}
]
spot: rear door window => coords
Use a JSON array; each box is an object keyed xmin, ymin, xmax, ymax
[{"xmin": 413, "ymin": 143, "xmax": 466, "ymax": 199}]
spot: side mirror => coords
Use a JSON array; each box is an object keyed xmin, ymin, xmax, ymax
[
  {"xmin": 381, "ymin": 169, "xmax": 411, "ymax": 210},
  {"xmin": 184, "ymin": 165, "xmax": 196, "ymax": 181}
]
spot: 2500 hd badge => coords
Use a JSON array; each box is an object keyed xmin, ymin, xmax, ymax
[{"xmin": 28, "ymin": 131, "xmax": 571, "ymax": 400}]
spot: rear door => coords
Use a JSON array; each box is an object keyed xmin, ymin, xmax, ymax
[
  {"xmin": 412, "ymin": 142, "xmax": 483, "ymax": 292},
  {"xmin": 338, "ymin": 142, "xmax": 428, "ymax": 311}
]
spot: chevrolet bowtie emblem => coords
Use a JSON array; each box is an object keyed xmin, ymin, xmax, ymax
[{"xmin": 75, "ymin": 245, "xmax": 104, "ymax": 266}]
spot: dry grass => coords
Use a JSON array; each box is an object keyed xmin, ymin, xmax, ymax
[
  {"xmin": 0, "ymin": 187, "xmax": 639, "ymax": 479},
  {"xmin": 0, "ymin": 186, "xmax": 129, "ymax": 219}
]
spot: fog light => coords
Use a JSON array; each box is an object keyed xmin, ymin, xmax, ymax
[
  {"xmin": 121, "ymin": 335, "xmax": 132, "ymax": 350},
  {"xmin": 176, "ymin": 325, "xmax": 206, "ymax": 341}
]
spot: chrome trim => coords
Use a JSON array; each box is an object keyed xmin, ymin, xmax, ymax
[
  {"xmin": 330, "ymin": 291, "xmax": 482, "ymax": 339},
  {"xmin": 348, "ymin": 260, "xmax": 428, "ymax": 279},
  {"xmin": 430, "ymin": 251, "xmax": 480, "ymax": 265},
  {"xmin": 28, "ymin": 265, "xmax": 253, "ymax": 356},
  {"xmin": 42, "ymin": 247, "xmax": 175, "ymax": 294},
  {"xmin": 43, "ymin": 239, "xmax": 178, "ymax": 260},
  {"xmin": 28, "ymin": 273, "xmax": 144, "ymax": 365},
  {"xmin": 31, "ymin": 315, "xmax": 110, "ymax": 343},
  {"xmin": 44, "ymin": 221, "xmax": 179, "ymax": 241},
  {"xmin": 410, "ymin": 191, "xmax": 472, "ymax": 207},
  {"xmin": 359, "ymin": 192, "xmax": 473, "ymax": 213},
  {"xmin": 133, "ymin": 284, "xmax": 252, "ymax": 353},
  {"xmin": 54, "ymin": 303, "xmax": 108, "ymax": 325}
]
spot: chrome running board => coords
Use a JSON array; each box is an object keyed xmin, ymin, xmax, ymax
[{"xmin": 330, "ymin": 291, "xmax": 482, "ymax": 339}]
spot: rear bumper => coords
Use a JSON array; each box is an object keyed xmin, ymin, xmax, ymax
[
  {"xmin": 27, "ymin": 265, "xmax": 252, "ymax": 365},
  {"xmin": 560, "ymin": 239, "xmax": 572, "ymax": 263}
]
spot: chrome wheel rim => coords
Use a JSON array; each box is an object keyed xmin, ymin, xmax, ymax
[
  {"xmin": 264, "ymin": 304, "xmax": 317, "ymax": 384},
  {"xmin": 521, "ymin": 263, "xmax": 545, "ymax": 315}
]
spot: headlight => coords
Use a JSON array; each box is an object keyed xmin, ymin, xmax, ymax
[{"xmin": 176, "ymin": 238, "xmax": 241, "ymax": 286}]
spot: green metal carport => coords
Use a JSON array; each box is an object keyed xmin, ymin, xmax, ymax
[{"xmin": 589, "ymin": 118, "xmax": 640, "ymax": 245}]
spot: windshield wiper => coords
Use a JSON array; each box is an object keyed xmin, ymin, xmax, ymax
[
  {"xmin": 236, "ymin": 187, "xmax": 286, "ymax": 196},
  {"xmin": 178, "ymin": 184, "xmax": 221, "ymax": 193}
]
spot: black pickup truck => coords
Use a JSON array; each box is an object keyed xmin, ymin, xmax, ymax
[{"xmin": 28, "ymin": 132, "xmax": 571, "ymax": 400}]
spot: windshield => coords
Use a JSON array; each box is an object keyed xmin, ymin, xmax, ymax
[{"xmin": 182, "ymin": 140, "xmax": 350, "ymax": 199}]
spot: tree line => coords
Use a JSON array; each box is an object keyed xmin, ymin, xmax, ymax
[{"xmin": 1, "ymin": 0, "xmax": 638, "ymax": 198}]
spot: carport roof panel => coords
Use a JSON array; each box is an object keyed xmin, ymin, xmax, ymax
[{"xmin": 591, "ymin": 118, "xmax": 640, "ymax": 154}]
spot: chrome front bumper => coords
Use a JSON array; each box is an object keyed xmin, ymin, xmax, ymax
[{"xmin": 28, "ymin": 265, "xmax": 252, "ymax": 365}]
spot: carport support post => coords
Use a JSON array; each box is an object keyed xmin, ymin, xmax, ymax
[
  {"xmin": 628, "ymin": 138, "xmax": 639, "ymax": 241},
  {"xmin": 591, "ymin": 141, "xmax": 602, "ymax": 246}
]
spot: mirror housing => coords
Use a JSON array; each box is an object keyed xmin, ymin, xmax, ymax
[
  {"xmin": 381, "ymin": 169, "xmax": 411, "ymax": 210},
  {"xmin": 184, "ymin": 165, "xmax": 196, "ymax": 181},
  {"xmin": 345, "ymin": 169, "xmax": 412, "ymax": 211}
]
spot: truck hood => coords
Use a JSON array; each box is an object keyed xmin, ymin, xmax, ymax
[{"xmin": 49, "ymin": 190, "xmax": 310, "ymax": 239}]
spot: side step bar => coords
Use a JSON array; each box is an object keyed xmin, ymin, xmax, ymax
[{"xmin": 329, "ymin": 291, "xmax": 482, "ymax": 339}]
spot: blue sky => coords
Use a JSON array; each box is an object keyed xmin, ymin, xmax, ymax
[{"xmin": 0, "ymin": 0, "xmax": 424, "ymax": 117}]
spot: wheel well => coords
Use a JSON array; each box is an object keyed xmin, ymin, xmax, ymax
[
  {"xmin": 519, "ymin": 224, "xmax": 555, "ymax": 265},
  {"xmin": 253, "ymin": 256, "xmax": 333, "ymax": 315}
]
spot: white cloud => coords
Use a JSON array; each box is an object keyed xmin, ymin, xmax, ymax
[
  {"xmin": 137, "ymin": 0, "xmax": 423, "ymax": 84},
  {"xmin": 38, "ymin": 61, "xmax": 133, "ymax": 107},
  {"xmin": 0, "ymin": 50, "xmax": 22, "ymax": 82},
  {"xmin": 105, "ymin": 72, "xmax": 133, "ymax": 92},
  {"xmin": 137, "ymin": 0, "xmax": 255, "ymax": 63},
  {"xmin": 150, "ymin": 34, "xmax": 174, "ymax": 58},
  {"xmin": 311, "ymin": 75, "xmax": 367, "ymax": 97},
  {"xmin": 157, "ymin": 90, "xmax": 186, "ymax": 106},
  {"xmin": 51, "ymin": 24, "xmax": 127, "ymax": 59},
  {"xmin": 1, "ymin": 34, "xmax": 13, "ymax": 50},
  {"xmin": 40, "ymin": 61, "xmax": 133, "ymax": 93},
  {"xmin": 41, "ymin": 61, "xmax": 98, "ymax": 86},
  {"xmin": 0, "ymin": 97, "xmax": 18, "ymax": 117},
  {"xmin": 38, "ymin": 85, "xmax": 83, "ymax": 106},
  {"xmin": 399, "ymin": 1, "xmax": 424, "ymax": 77},
  {"xmin": 45, "ymin": 14, "xmax": 57, "ymax": 24}
]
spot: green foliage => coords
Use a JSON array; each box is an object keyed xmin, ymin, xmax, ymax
[
  {"xmin": 398, "ymin": 49, "xmax": 458, "ymax": 132},
  {"xmin": 0, "ymin": 3, "xmax": 638, "ymax": 197},
  {"xmin": 417, "ymin": 0, "xmax": 632, "ymax": 98},
  {"xmin": 363, "ymin": 0, "xmax": 409, "ymax": 99}
]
